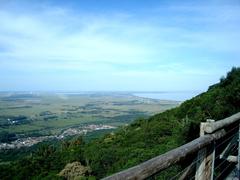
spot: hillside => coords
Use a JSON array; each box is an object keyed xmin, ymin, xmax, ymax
[
  {"xmin": 0, "ymin": 67, "xmax": 239, "ymax": 180},
  {"xmin": 84, "ymin": 67, "xmax": 240, "ymax": 178}
]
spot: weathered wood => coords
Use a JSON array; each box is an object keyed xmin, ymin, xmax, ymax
[
  {"xmin": 204, "ymin": 112, "xmax": 240, "ymax": 133},
  {"xmin": 210, "ymin": 142, "xmax": 216, "ymax": 180},
  {"xmin": 195, "ymin": 122, "xmax": 215, "ymax": 180},
  {"xmin": 102, "ymin": 130, "xmax": 226, "ymax": 180},
  {"xmin": 195, "ymin": 148, "xmax": 207, "ymax": 180},
  {"xmin": 196, "ymin": 123, "xmax": 208, "ymax": 180},
  {"xmin": 205, "ymin": 145, "xmax": 215, "ymax": 180}
]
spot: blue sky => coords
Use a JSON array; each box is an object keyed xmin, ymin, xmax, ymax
[{"xmin": 0, "ymin": 0, "xmax": 240, "ymax": 92}]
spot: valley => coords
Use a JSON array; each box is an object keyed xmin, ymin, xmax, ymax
[{"xmin": 0, "ymin": 92, "xmax": 179, "ymax": 149}]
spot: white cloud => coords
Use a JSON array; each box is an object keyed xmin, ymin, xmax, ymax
[
  {"xmin": 0, "ymin": 9, "xmax": 153, "ymax": 66},
  {"xmin": 0, "ymin": 1, "xmax": 240, "ymax": 91}
]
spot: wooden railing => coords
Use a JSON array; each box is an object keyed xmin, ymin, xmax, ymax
[{"xmin": 102, "ymin": 112, "xmax": 240, "ymax": 180}]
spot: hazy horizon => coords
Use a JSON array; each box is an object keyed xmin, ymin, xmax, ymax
[
  {"xmin": 0, "ymin": 90, "xmax": 202, "ymax": 102},
  {"xmin": 1, "ymin": 0, "xmax": 240, "ymax": 92},
  {"xmin": 0, "ymin": 90, "xmax": 201, "ymax": 93}
]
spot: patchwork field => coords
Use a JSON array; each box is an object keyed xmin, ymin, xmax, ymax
[{"xmin": 0, "ymin": 92, "xmax": 179, "ymax": 144}]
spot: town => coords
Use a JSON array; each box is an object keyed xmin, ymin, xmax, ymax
[{"xmin": 0, "ymin": 124, "xmax": 116, "ymax": 150}]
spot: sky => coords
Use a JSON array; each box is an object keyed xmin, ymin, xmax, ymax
[{"xmin": 0, "ymin": 0, "xmax": 240, "ymax": 92}]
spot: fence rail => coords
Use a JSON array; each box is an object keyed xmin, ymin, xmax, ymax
[
  {"xmin": 204, "ymin": 112, "xmax": 240, "ymax": 133},
  {"xmin": 102, "ymin": 112, "xmax": 240, "ymax": 180}
]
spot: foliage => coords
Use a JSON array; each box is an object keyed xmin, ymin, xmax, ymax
[
  {"xmin": 58, "ymin": 161, "xmax": 92, "ymax": 180},
  {"xmin": 0, "ymin": 137, "xmax": 87, "ymax": 180}
]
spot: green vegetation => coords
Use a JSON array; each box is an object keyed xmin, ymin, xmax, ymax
[
  {"xmin": 0, "ymin": 137, "xmax": 87, "ymax": 179},
  {"xmin": 0, "ymin": 67, "xmax": 239, "ymax": 179}
]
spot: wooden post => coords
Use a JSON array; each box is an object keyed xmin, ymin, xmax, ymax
[
  {"xmin": 208, "ymin": 120, "xmax": 216, "ymax": 180},
  {"xmin": 210, "ymin": 141, "xmax": 215, "ymax": 180},
  {"xmin": 195, "ymin": 120, "xmax": 215, "ymax": 180},
  {"xmin": 196, "ymin": 122, "xmax": 207, "ymax": 180}
]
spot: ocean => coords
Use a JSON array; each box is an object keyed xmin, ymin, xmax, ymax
[{"xmin": 133, "ymin": 91, "xmax": 202, "ymax": 101}]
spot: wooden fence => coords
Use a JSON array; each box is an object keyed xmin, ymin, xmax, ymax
[{"xmin": 102, "ymin": 112, "xmax": 240, "ymax": 180}]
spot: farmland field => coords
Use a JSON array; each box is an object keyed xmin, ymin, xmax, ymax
[{"xmin": 0, "ymin": 92, "xmax": 179, "ymax": 148}]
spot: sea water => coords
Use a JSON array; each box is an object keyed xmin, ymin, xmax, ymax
[{"xmin": 133, "ymin": 91, "xmax": 202, "ymax": 101}]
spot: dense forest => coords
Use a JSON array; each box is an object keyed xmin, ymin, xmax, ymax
[{"xmin": 0, "ymin": 67, "xmax": 239, "ymax": 180}]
